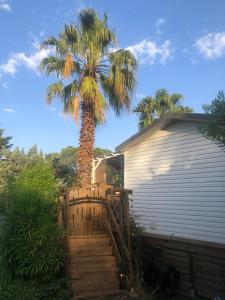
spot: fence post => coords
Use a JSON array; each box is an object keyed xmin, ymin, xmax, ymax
[
  {"xmin": 63, "ymin": 192, "xmax": 70, "ymax": 278},
  {"xmin": 124, "ymin": 190, "xmax": 133, "ymax": 289}
]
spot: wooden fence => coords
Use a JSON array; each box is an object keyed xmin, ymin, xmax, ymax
[
  {"xmin": 142, "ymin": 233, "xmax": 225, "ymax": 299},
  {"xmin": 58, "ymin": 184, "xmax": 134, "ymax": 287}
]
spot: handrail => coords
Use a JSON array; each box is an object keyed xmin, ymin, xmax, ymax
[
  {"xmin": 106, "ymin": 202, "xmax": 130, "ymax": 260},
  {"xmin": 106, "ymin": 219, "xmax": 122, "ymax": 262}
]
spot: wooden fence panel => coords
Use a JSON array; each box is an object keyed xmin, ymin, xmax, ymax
[
  {"xmin": 68, "ymin": 202, "xmax": 107, "ymax": 236},
  {"xmin": 142, "ymin": 234, "xmax": 225, "ymax": 299}
]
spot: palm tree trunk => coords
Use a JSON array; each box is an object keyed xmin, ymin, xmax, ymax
[{"xmin": 78, "ymin": 101, "xmax": 95, "ymax": 186}]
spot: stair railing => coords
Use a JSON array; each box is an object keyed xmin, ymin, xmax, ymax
[{"xmin": 105, "ymin": 190, "xmax": 133, "ymax": 288}]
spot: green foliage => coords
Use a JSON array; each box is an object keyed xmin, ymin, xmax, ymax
[
  {"xmin": 0, "ymin": 128, "xmax": 12, "ymax": 151},
  {"xmin": 120, "ymin": 204, "xmax": 145, "ymax": 288},
  {"xmin": 202, "ymin": 90, "xmax": 225, "ymax": 145},
  {"xmin": 0, "ymin": 145, "xmax": 112, "ymax": 191},
  {"xmin": 46, "ymin": 146, "xmax": 112, "ymax": 187},
  {"xmin": 46, "ymin": 146, "xmax": 79, "ymax": 187},
  {"xmin": 0, "ymin": 164, "xmax": 64, "ymax": 280},
  {"xmin": 94, "ymin": 147, "xmax": 112, "ymax": 158},
  {"xmin": 0, "ymin": 278, "xmax": 71, "ymax": 300},
  {"xmin": 0, "ymin": 146, "xmax": 45, "ymax": 191},
  {"xmin": 130, "ymin": 214, "xmax": 145, "ymax": 287},
  {"xmin": 41, "ymin": 8, "xmax": 137, "ymax": 125},
  {"xmin": 134, "ymin": 89, "xmax": 193, "ymax": 130}
]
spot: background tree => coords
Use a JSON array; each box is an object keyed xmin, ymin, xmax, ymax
[
  {"xmin": 0, "ymin": 145, "xmax": 112, "ymax": 191},
  {"xmin": 0, "ymin": 146, "xmax": 45, "ymax": 191},
  {"xmin": 41, "ymin": 9, "xmax": 136, "ymax": 185},
  {"xmin": 134, "ymin": 89, "xmax": 193, "ymax": 130},
  {"xmin": 202, "ymin": 90, "xmax": 225, "ymax": 145},
  {"xmin": 0, "ymin": 128, "xmax": 12, "ymax": 151}
]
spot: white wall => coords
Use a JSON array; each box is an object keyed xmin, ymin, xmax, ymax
[{"xmin": 124, "ymin": 121, "xmax": 225, "ymax": 244}]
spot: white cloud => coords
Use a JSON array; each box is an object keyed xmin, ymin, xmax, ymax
[
  {"xmin": 155, "ymin": 17, "xmax": 166, "ymax": 35},
  {"xmin": 0, "ymin": 46, "xmax": 50, "ymax": 76},
  {"xmin": 1, "ymin": 58, "xmax": 19, "ymax": 75},
  {"xmin": 3, "ymin": 108, "xmax": 15, "ymax": 113},
  {"xmin": 0, "ymin": 0, "xmax": 11, "ymax": 12},
  {"xmin": 194, "ymin": 32, "xmax": 225, "ymax": 59},
  {"xmin": 127, "ymin": 39, "xmax": 173, "ymax": 65}
]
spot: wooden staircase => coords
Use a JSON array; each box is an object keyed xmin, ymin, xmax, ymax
[{"xmin": 69, "ymin": 235, "xmax": 121, "ymax": 299}]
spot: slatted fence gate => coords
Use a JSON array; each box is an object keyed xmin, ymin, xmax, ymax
[
  {"xmin": 65, "ymin": 185, "xmax": 113, "ymax": 237},
  {"xmin": 68, "ymin": 199, "xmax": 107, "ymax": 236}
]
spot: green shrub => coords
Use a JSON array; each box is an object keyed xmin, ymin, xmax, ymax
[
  {"xmin": 0, "ymin": 278, "xmax": 71, "ymax": 300},
  {"xmin": 0, "ymin": 163, "xmax": 65, "ymax": 280}
]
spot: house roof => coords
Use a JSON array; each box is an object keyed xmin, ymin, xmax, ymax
[{"xmin": 116, "ymin": 112, "xmax": 213, "ymax": 152}]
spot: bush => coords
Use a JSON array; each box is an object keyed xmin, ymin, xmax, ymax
[
  {"xmin": 0, "ymin": 163, "xmax": 65, "ymax": 280},
  {"xmin": 0, "ymin": 278, "xmax": 71, "ymax": 300}
]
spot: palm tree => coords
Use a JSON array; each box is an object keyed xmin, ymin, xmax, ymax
[
  {"xmin": 134, "ymin": 89, "xmax": 193, "ymax": 130},
  {"xmin": 41, "ymin": 9, "xmax": 137, "ymax": 185}
]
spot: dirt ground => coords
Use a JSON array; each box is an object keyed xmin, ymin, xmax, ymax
[{"xmin": 90, "ymin": 289, "xmax": 201, "ymax": 300}]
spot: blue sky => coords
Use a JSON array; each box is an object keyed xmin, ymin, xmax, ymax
[{"xmin": 0, "ymin": 0, "xmax": 225, "ymax": 153}]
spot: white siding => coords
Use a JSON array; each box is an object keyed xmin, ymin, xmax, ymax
[{"xmin": 124, "ymin": 121, "xmax": 225, "ymax": 244}]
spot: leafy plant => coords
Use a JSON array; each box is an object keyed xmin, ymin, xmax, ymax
[
  {"xmin": 0, "ymin": 278, "xmax": 71, "ymax": 300},
  {"xmin": 0, "ymin": 164, "xmax": 65, "ymax": 280},
  {"xmin": 202, "ymin": 90, "xmax": 225, "ymax": 145}
]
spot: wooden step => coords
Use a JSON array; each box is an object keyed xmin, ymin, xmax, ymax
[
  {"xmin": 73, "ymin": 288, "xmax": 122, "ymax": 299},
  {"xmin": 69, "ymin": 234, "xmax": 107, "ymax": 240},
  {"xmin": 68, "ymin": 235, "xmax": 120, "ymax": 299},
  {"xmin": 71, "ymin": 272, "xmax": 118, "ymax": 282},
  {"xmin": 70, "ymin": 245, "xmax": 112, "ymax": 256},
  {"xmin": 71, "ymin": 276, "xmax": 119, "ymax": 291},
  {"xmin": 70, "ymin": 255, "xmax": 117, "ymax": 268},
  {"xmin": 70, "ymin": 265, "xmax": 119, "ymax": 278},
  {"xmin": 69, "ymin": 235, "xmax": 110, "ymax": 247},
  {"xmin": 70, "ymin": 267, "xmax": 119, "ymax": 279}
]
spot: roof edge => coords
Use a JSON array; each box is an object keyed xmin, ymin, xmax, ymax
[{"xmin": 115, "ymin": 112, "xmax": 216, "ymax": 152}]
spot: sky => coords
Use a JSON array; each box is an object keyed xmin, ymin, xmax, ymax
[{"xmin": 0, "ymin": 0, "xmax": 225, "ymax": 153}]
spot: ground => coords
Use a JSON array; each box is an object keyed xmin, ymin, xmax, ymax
[{"xmin": 89, "ymin": 289, "xmax": 202, "ymax": 300}]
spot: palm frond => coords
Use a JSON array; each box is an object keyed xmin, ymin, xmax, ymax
[
  {"xmin": 73, "ymin": 96, "xmax": 80, "ymax": 124},
  {"xmin": 41, "ymin": 56, "xmax": 65, "ymax": 77},
  {"xmin": 80, "ymin": 76, "xmax": 106, "ymax": 123},
  {"xmin": 61, "ymin": 24, "xmax": 79, "ymax": 44},
  {"xmin": 101, "ymin": 49, "xmax": 137, "ymax": 114},
  {"xmin": 63, "ymin": 54, "xmax": 74, "ymax": 78},
  {"xmin": 175, "ymin": 105, "xmax": 194, "ymax": 113},
  {"xmin": 79, "ymin": 9, "xmax": 115, "ymax": 55},
  {"xmin": 41, "ymin": 36, "xmax": 68, "ymax": 56},
  {"xmin": 46, "ymin": 82, "xmax": 64, "ymax": 103}
]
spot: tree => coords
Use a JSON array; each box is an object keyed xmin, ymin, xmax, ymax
[
  {"xmin": 0, "ymin": 145, "xmax": 113, "ymax": 191},
  {"xmin": 0, "ymin": 128, "xmax": 12, "ymax": 151},
  {"xmin": 0, "ymin": 146, "xmax": 45, "ymax": 191},
  {"xmin": 46, "ymin": 146, "xmax": 112, "ymax": 187},
  {"xmin": 134, "ymin": 89, "xmax": 193, "ymax": 130},
  {"xmin": 41, "ymin": 9, "xmax": 136, "ymax": 185},
  {"xmin": 202, "ymin": 90, "xmax": 225, "ymax": 145},
  {"xmin": 46, "ymin": 146, "xmax": 79, "ymax": 187}
]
